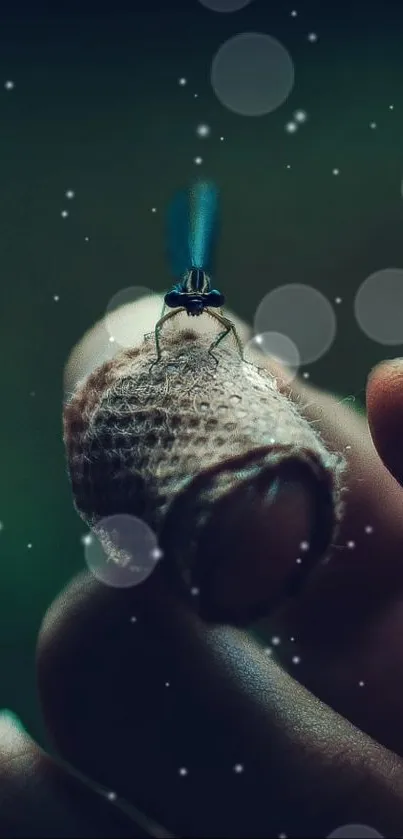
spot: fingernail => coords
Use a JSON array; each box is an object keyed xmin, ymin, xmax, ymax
[{"xmin": 187, "ymin": 456, "xmax": 336, "ymax": 625}]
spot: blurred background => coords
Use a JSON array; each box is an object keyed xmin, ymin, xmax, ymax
[{"xmin": 1, "ymin": 0, "xmax": 403, "ymax": 748}]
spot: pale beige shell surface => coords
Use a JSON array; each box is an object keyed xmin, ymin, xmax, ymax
[
  {"xmin": 64, "ymin": 333, "xmax": 340, "ymax": 527},
  {"xmin": 63, "ymin": 331, "xmax": 345, "ymax": 621}
]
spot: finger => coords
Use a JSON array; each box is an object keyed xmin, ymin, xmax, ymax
[
  {"xmin": 0, "ymin": 710, "xmax": 150, "ymax": 838},
  {"xmin": 37, "ymin": 571, "xmax": 403, "ymax": 838},
  {"xmin": 366, "ymin": 358, "xmax": 403, "ymax": 486}
]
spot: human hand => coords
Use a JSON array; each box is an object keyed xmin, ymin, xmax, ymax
[{"xmin": 2, "ymin": 298, "xmax": 403, "ymax": 838}]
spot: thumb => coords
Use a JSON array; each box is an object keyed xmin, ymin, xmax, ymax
[{"xmin": 366, "ymin": 358, "xmax": 403, "ymax": 486}]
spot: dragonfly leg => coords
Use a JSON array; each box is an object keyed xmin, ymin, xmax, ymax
[
  {"xmin": 206, "ymin": 310, "xmax": 244, "ymax": 362},
  {"xmin": 149, "ymin": 308, "xmax": 182, "ymax": 370}
]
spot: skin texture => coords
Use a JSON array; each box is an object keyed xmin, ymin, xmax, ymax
[{"xmin": 2, "ymin": 297, "xmax": 403, "ymax": 837}]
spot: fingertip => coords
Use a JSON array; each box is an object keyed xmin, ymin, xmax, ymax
[{"xmin": 366, "ymin": 358, "xmax": 403, "ymax": 485}]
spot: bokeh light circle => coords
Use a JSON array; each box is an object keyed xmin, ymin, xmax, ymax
[
  {"xmin": 199, "ymin": 0, "xmax": 252, "ymax": 10},
  {"xmin": 211, "ymin": 33, "xmax": 295, "ymax": 117},
  {"xmin": 105, "ymin": 286, "xmax": 153, "ymax": 348},
  {"xmin": 354, "ymin": 268, "xmax": 403, "ymax": 344},
  {"xmin": 253, "ymin": 284, "xmax": 336, "ymax": 365},
  {"xmin": 83, "ymin": 514, "xmax": 162, "ymax": 588},
  {"xmin": 327, "ymin": 826, "xmax": 383, "ymax": 838},
  {"xmin": 244, "ymin": 331, "xmax": 300, "ymax": 383}
]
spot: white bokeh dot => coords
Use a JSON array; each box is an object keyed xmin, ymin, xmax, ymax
[
  {"xmin": 294, "ymin": 109, "xmax": 308, "ymax": 123},
  {"xmin": 254, "ymin": 284, "xmax": 336, "ymax": 365},
  {"xmin": 211, "ymin": 32, "xmax": 294, "ymax": 117},
  {"xmin": 354, "ymin": 268, "xmax": 403, "ymax": 345},
  {"xmin": 104, "ymin": 286, "xmax": 154, "ymax": 348},
  {"xmin": 196, "ymin": 123, "xmax": 211, "ymax": 137},
  {"xmin": 84, "ymin": 514, "xmax": 161, "ymax": 589},
  {"xmin": 244, "ymin": 331, "xmax": 300, "ymax": 382}
]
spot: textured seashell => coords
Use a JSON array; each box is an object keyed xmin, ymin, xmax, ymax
[{"xmin": 63, "ymin": 329, "xmax": 345, "ymax": 624}]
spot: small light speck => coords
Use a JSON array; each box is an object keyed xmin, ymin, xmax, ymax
[
  {"xmin": 179, "ymin": 767, "xmax": 188, "ymax": 776},
  {"xmin": 286, "ymin": 164, "xmax": 291, "ymax": 169},
  {"xmin": 307, "ymin": 32, "xmax": 318, "ymax": 42},
  {"xmin": 65, "ymin": 190, "xmax": 75, "ymax": 199},
  {"xmin": 302, "ymin": 371, "xmax": 310, "ymax": 379},
  {"xmin": 335, "ymin": 296, "xmax": 342, "ymax": 304},
  {"xmin": 296, "ymin": 557, "xmax": 302, "ymax": 564},
  {"xmin": 165, "ymin": 681, "xmax": 170, "ymax": 687},
  {"xmin": 194, "ymin": 93, "xmax": 199, "ymax": 98},
  {"xmin": 61, "ymin": 210, "xmax": 69, "ymax": 218},
  {"xmin": 359, "ymin": 680, "xmax": 365, "ymax": 687},
  {"xmin": 53, "ymin": 294, "xmax": 59, "ymax": 302},
  {"xmin": 27, "ymin": 543, "xmax": 32, "ymax": 549},
  {"xmin": 389, "ymin": 104, "xmax": 394, "ymax": 110},
  {"xmin": 264, "ymin": 646, "xmax": 273, "ymax": 656},
  {"xmin": 130, "ymin": 616, "xmax": 137, "ymax": 623},
  {"xmin": 269, "ymin": 437, "xmax": 276, "ymax": 444},
  {"xmin": 84, "ymin": 236, "xmax": 89, "ymax": 242},
  {"xmin": 365, "ymin": 525, "xmax": 374, "ymax": 534},
  {"xmin": 194, "ymin": 156, "xmax": 203, "ymax": 165},
  {"xmin": 0, "ymin": 522, "xmax": 3, "ymax": 532},
  {"xmin": 332, "ymin": 168, "xmax": 340, "ymax": 176},
  {"xmin": 233, "ymin": 763, "xmax": 244, "ymax": 773},
  {"xmin": 220, "ymin": 136, "xmax": 224, "ymax": 141},
  {"xmin": 347, "ymin": 540, "xmax": 356, "ymax": 549},
  {"xmin": 81, "ymin": 533, "xmax": 93, "ymax": 546},
  {"xmin": 178, "ymin": 77, "xmax": 187, "ymax": 86},
  {"xmin": 369, "ymin": 122, "xmax": 377, "ymax": 129},
  {"xmin": 290, "ymin": 636, "xmax": 296, "ymax": 642},
  {"xmin": 151, "ymin": 547, "xmax": 163, "ymax": 561},
  {"xmin": 196, "ymin": 123, "xmax": 211, "ymax": 138},
  {"xmin": 151, "ymin": 207, "xmax": 157, "ymax": 213},
  {"xmin": 285, "ymin": 121, "xmax": 298, "ymax": 133},
  {"xmin": 278, "ymin": 834, "xmax": 288, "ymax": 839},
  {"xmin": 5, "ymin": 80, "xmax": 14, "ymax": 90},
  {"xmin": 300, "ymin": 540, "xmax": 309, "ymax": 552},
  {"xmin": 292, "ymin": 655, "xmax": 301, "ymax": 665},
  {"xmin": 109, "ymin": 336, "xmax": 115, "ymax": 343},
  {"xmin": 294, "ymin": 109, "xmax": 308, "ymax": 123},
  {"xmin": 290, "ymin": 10, "xmax": 297, "ymax": 17},
  {"xmin": 107, "ymin": 791, "xmax": 117, "ymax": 801},
  {"xmin": 271, "ymin": 636, "xmax": 281, "ymax": 646},
  {"xmin": 191, "ymin": 586, "xmax": 200, "ymax": 596},
  {"xmin": 345, "ymin": 444, "xmax": 352, "ymax": 451}
]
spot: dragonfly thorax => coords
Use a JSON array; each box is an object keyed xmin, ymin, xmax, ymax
[{"xmin": 183, "ymin": 267, "xmax": 211, "ymax": 295}]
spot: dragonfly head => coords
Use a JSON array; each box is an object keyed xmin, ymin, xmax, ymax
[{"xmin": 186, "ymin": 296, "xmax": 205, "ymax": 316}]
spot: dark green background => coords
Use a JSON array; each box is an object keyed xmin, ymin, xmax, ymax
[{"xmin": 1, "ymin": 0, "xmax": 403, "ymax": 747}]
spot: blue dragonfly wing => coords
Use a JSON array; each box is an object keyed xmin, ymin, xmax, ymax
[
  {"xmin": 189, "ymin": 181, "xmax": 219, "ymax": 273},
  {"xmin": 166, "ymin": 189, "xmax": 192, "ymax": 279}
]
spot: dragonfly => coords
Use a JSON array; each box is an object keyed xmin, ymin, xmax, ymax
[{"xmin": 152, "ymin": 180, "xmax": 244, "ymax": 366}]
